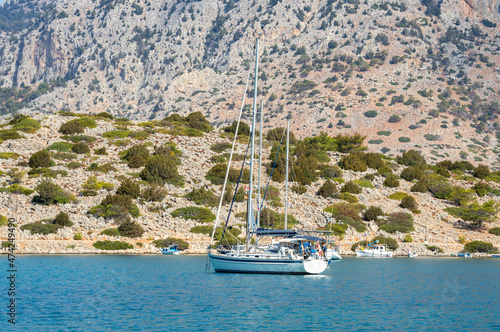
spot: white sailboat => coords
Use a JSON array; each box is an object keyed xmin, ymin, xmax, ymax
[{"xmin": 207, "ymin": 39, "xmax": 328, "ymax": 275}]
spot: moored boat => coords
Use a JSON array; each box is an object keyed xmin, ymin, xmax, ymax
[
  {"xmin": 457, "ymin": 252, "xmax": 471, "ymax": 258},
  {"xmin": 162, "ymin": 245, "xmax": 180, "ymax": 255},
  {"xmin": 407, "ymin": 250, "xmax": 418, "ymax": 258},
  {"xmin": 356, "ymin": 240, "xmax": 393, "ymax": 258}
]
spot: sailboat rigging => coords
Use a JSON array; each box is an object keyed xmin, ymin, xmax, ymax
[{"xmin": 207, "ymin": 39, "xmax": 329, "ymax": 275}]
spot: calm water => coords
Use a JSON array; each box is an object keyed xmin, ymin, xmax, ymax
[{"xmin": 1, "ymin": 255, "xmax": 499, "ymax": 331}]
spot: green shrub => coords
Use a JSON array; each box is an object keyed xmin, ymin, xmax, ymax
[
  {"xmin": 403, "ymin": 234, "xmax": 413, "ymax": 242},
  {"xmin": 258, "ymin": 207, "xmax": 297, "ymax": 230},
  {"xmin": 0, "ymin": 152, "xmax": 19, "ymax": 160},
  {"xmin": 398, "ymin": 137, "xmax": 411, "ymax": 142},
  {"xmin": 445, "ymin": 200, "xmax": 498, "ymax": 229},
  {"xmin": 140, "ymin": 155, "xmax": 181, "ymax": 185},
  {"xmin": 388, "ymin": 115, "xmax": 401, "ymax": 123},
  {"xmin": 364, "ymin": 110, "xmax": 378, "ymax": 118},
  {"xmin": 171, "ymin": 206, "xmax": 215, "ymax": 222},
  {"xmin": 341, "ymin": 181, "xmax": 362, "ymax": 194},
  {"xmin": 206, "ymin": 163, "xmax": 250, "ymax": 185},
  {"xmin": 387, "ymin": 191, "xmax": 408, "ymax": 200},
  {"xmin": 11, "ymin": 117, "xmax": 41, "ymax": 133},
  {"xmin": 152, "ymin": 238, "xmax": 189, "ymax": 251},
  {"xmin": 377, "ymin": 131, "xmax": 391, "ymax": 136},
  {"xmin": 185, "ymin": 186, "xmax": 215, "ymax": 204},
  {"xmin": 95, "ymin": 147, "xmax": 107, "ymax": 155},
  {"xmin": 384, "ymin": 174, "xmax": 399, "ymax": 188},
  {"xmin": 411, "ymin": 181, "xmax": 428, "ymax": 193},
  {"xmin": 73, "ymin": 232, "xmax": 83, "ymax": 240},
  {"xmin": 474, "ymin": 165, "xmax": 490, "ymax": 179},
  {"xmin": 321, "ymin": 166, "xmax": 342, "ymax": 179},
  {"xmin": 448, "ymin": 187, "xmax": 474, "ymax": 206},
  {"xmin": 0, "ymin": 184, "xmax": 34, "ymax": 195},
  {"xmin": 60, "ymin": 121, "xmax": 84, "ymax": 135},
  {"xmin": 373, "ymin": 236, "xmax": 398, "ymax": 250},
  {"xmin": 116, "ymin": 178, "xmax": 141, "ymax": 199},
  {"xmin": 53, "ymin": 212, "xmax": 73, "ymax": 227},
  {"xmin": 33, "ymin": 178, "xmax": 73, "ymax": 205},
  {"xmin": 338, "ymin": 154, "xmax": 367, "ymax": 172},
  {"xmin": 63, "ymin": 135, "xmax": 96, "ymax": 143},
  {"xmin": 398, "ymin": 150, "xmax": 426, "ymax": 166},
  {"xmin": 363, "ymin": 206, "xmax": 384, "ymax": 221},
  {"xmin": 73, "ymin": 117, "xmax": 96, "ymax": 128},
  {"xmin": 0, "ymin": 215, "xmax": 7, "ymax": 227},
  {"xmin": 93, "ymin": 240, "xmax": 133, "ymax": 250},
  {"xmin": 401, "ymin": 166, "xmax": 425, "ymax": 182},
  {"xmin": 210, "ymin": 142, "xmax": 232, "ymax": 153},
  {"xmin": 354, "ymin": 179, "xmax": 374, "ymax": 188},
  {"xmin": 339, "ymin": 192, "xmax": 358, "ymax": 203},
  {"xmin": 128, "ymin": 155, "xmax": 146, "ymax": 168},
  {"xmin": 425, "ymin": 245, "xmax": 444, "ymax": 253},
  {"xmin": 47, "ymin": 142, "xmax": 73, "ymax": 152},
  {"xmin": 141, "ymin": 183, "xmax": 167, "ymax": 202},
  {"xmin": 53, "ymin": 152, "xmax": 77, "ymax": 160},
  {"xmin": 100, "ymin": 228, "xmax": 120, "ymax": 236},
  {"xmin": 340, "ymin": 216, "xmax": 366, "ymax": 232},
  {"xmin": 472, "ymin": 182, "xmax": 491, "ymax": 197},
  {"xmin": 0, "ymin": 129, "xmax": 24, "ymax": 141},
  {"xmin": 95, "ymin": 112, "xmax": 114, "ymax": 119},
  {"xmin": 324, "ymin": 203, "xmax": 362, "ymax": 222},
  {"xmin": 292, "ymin": 184, "xmax": 308, "ymax": 194},
  {"xmin": 401, "ymin": 196, "xmax": 418, "ymax": 210},
  {"xmin": 71, "ymin": 142, "xmax": 90, "ymax": 154},
  {"xmin": 21, "ymin": 223, "xmax": 62, "ymax": 235},
  {"xmin": 317, "ymin": 179, "xmax": 337, "ymax": 198},
  {"xmin": 118, "ymin": 220, "xmax": 145, "ymax": 238},
  {"xmin": 488, "ymin": 227, "xmax": 500, "ymax": 236},
  {"xmin": 379, "ymin": 212, "xmax": 414, "ymax": 233},
  {"xmin": 103, "ymin": 130, "xmax": 131, "ymax": 138},
  {"xmin": 89, "ymin": 194, "xmax": 139, "ymax": 221},
  {"xmin": 463, "ymin": 241, "xmax": 499, "ymax": 254},
  {"xmin": 29, "ymin": 151, "xmax": 52, "ymax": 168},
  {"xmin": 66, "ymin": 161, "xmax": 81, "ymax": 169}
]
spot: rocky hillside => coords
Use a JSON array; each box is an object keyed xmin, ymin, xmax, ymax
[
  {"xmin": 0, "ymin": 112, "xmax": 499, "ymax": 255},
  {"xmin": 0, "ymin": 0, "xmax": 499, "ymax": 167}
]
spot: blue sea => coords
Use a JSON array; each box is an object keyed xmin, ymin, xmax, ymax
[{"xmin": 1, "ymin": 255, "xmax": 499, "ymax": 331}]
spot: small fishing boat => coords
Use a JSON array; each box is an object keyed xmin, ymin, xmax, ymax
[
  {"xmin": 324, "ymin": 245, "xmax": 342, "ymax": 260},
  {"xmin": 162, "ymin": 245, "xmax": 180, "ymax": 255},
  {"xmin": 492, "ymin": 254, "xmax": 500, "ymax": 258},
  {"xmin": 407, "ymin": 250, "xmax": 418, "ymax": 258},
  {"xmin": 356, "ymin": 240, "xmax": 393, "ymax": 258},
  {"xmin": 457, "ymin": 252, "xmax": 471, "ymax": 258}
]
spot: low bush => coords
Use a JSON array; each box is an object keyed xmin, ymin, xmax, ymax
[
  {"xmin": 321, "ymin": 166, "xmax": 342, "ymax": 179},
  {"xmin": 411, "ymin": 181, "xmax": 428, "ymax": 193},
  {"xmin": 89, "ymin": 194, "xmax": 140, "ymax": 221},
  {"xmin": 292, "ymin": 184, "xmax": 307, "ymax": 194},
  {"xmin": 53, "ymin": 212, "xmax": 73, "ymax": 227},
  {"xmin": 339, "ymin": 192, "xmax": 358, "ymax": 203},
  {"xmin": 354, "ymin": 179, "xmax": 374, "ymax": 188},
  {"xmin": 340, "ymin": 216, "xmax": 366, "ymax": 232},
  {"xmin": 338, "ymin": 154, "xmax": 367, "ymax": 172},
  {"xmin": 100, "ymin": 228, "xmax": 120, "ymax": 236},
  {"xmin": 33, "ymin": 178, "xmax": 74, "ymax": 205},
  {"xmin": 398, "ymin": 150, "xmax": 426, "ymax": 166},
  {"xmin": 73, "ymin": 233, "xmax": 83, "ymax": 240},
  {"xmin": 401, "ymin": 166, "xmax": 425, "ymax": 182},
  {"xmin": 317, "ymin": 180, "xmax": 337, "ymax": 198},
  {"xmin": 488, "ymin": 227, "xmax": 500, "ymax": 236},
  {"xmin": 463, "ymin": 241, "xmax": 499, "ymax": 254},
  {"xmin": 384, "ymin": 174, "xmax": 400, "ymax": 188},
  {"xmin": 171, "ymin": 206, "xmax": 215, "ymax": 222},
  {"xmin": 258, "ymin": 207, "xmax": 297, "ymax": 230},
  {"xmin": 152, "ymin": 237, "xmax": 189, "ymax": 251},
  {"xmin": 29, "ymin": 151, "xmax": 52, "ymax": 168},
  {"xmin": 95, "ymin": 147, "xmax": 107, "ymax": 155},
  {"xmin": 210, "ymin": 142, "xmax": 232, "ymax": 153},
  {"xmin": 0, "ymin": 184, "xmax": 34, "ymax": 195},
  {"xmin": 363, "ymin": 206, "xmax": 384, "ymax": 221},
  {"xmin": 141, "ymin": 183, "xmax": 167, "ymax": 202},
  {"xmin": 9, "ymin": 115, "xmax": 41, "ymax": 133},
  {"xmin": 185, "ymin": 186, "xmax": 215, "ymax": 205},
  {"xmin": 474, "ymin": 165, "xmax": 490, "ymax": 179},
  {"xmin": 21, "ymin": 222, "xmax": 62, "ymax": 235},
  {"xmin": 93, "ymin": 240, "xmax": 133, "ymax": 250},
  {"xmin": 364, "ymin": 110, "xmax": 378, "ymax": 118},
  {"xmin": 116, "ymin": 178, "xmax": 141, "ymax": 199},
  {"xmin": 403, "ymin": 235, "xmax": 413, "ymax": 242},
  {"xmin": 118, "ymin": 220, "xmax": 145, "ymax": 238},
  {"xmin": 425, "ymin": 245, "xmax": 444, "ymax": 253},
  {"xmin": 71, "ymin": 142, "xmax": 90, "ymax": 154},
  {"xmin": 0, "ymin": 129, "xmax": 24, "ymax": 140},
  {"xmin": 47, "ymin": 142, "xmax": 73, "ymax": 152},
  {"xmin": 140, "ymin": 155, "xmax": 181, "ymax": 185},
  {"xmin": 60, "ymin": 121, "xmax": 84, "ymax": 135},
  {"xmin": 401, "ymin": 196, "xmax": 418, "ymax": 210},
  {"xmin": 379, "ymin": 212, "xmax": 414, "ymax": 233},
  {"xmin": 341, "ymin": 181, "xmax": 362, "ymax": 194},
  {"xmin": 324, "ymin": 203, "xmax": 362, "ymax": 222}
]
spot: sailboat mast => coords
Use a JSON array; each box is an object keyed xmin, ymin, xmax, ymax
[
  {"xmin": 246, "ymin": 38, "xmax": 259, "ymax": 249},
  {"xmin": 257, "ymin": 100, "xmax": 263, "ymax": 228},
  {"xmin": 284, "ymin": 119, "xmax": 290, "ymax": 230}
]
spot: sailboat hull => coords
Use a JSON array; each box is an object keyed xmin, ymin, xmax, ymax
[{"xmin": 208, "ymin": 253, "xmax": 328, "ymax": 275}]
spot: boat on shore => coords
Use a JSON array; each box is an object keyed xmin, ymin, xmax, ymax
[
  {"xmin": 355, "ymin": 240, "xmax": 393, "ymax": 258},
  {"xmin": 162, "ymin": 245, "xmax": 180, "ymax": 255}
]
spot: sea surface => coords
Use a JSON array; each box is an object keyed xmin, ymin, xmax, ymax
[{"xmin": 1, "ymin": 255, "xmax": 499, "ymax": 331}]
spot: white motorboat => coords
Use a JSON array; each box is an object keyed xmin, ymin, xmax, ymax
[
  {"xmin": 407, "ymin": 250, "xmax": 418, "ymax": 258},
  {"xmin": 325, "ymin": 247, "xmax": 342, "ymax": 260},
  {"xmin": 356, "ymin": 241, "xmax": 393, "ymax": 258},
  {"xmin": 161, "ymin": 245, "xmax": 180, "ymax": 255},
  {"xmin": 207, "ymin": 39, "xmax": 328, "ymax": 275}
]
